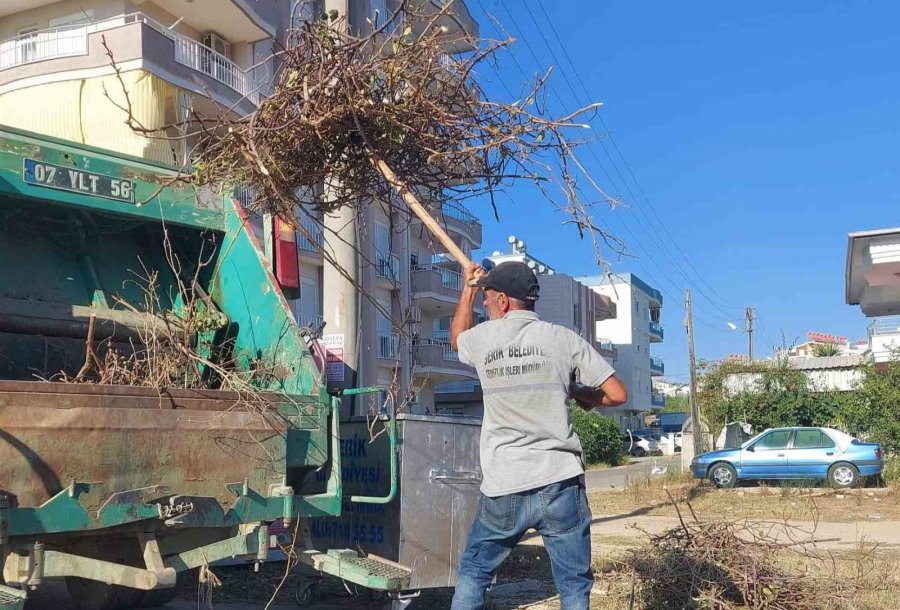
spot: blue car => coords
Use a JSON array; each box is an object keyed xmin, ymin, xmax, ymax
[{"xmin": 691, "ymin": 427, "xmax": 884, "ymax": 489}]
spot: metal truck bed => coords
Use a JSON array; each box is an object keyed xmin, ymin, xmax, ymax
[{"xmin": 0, "ymin": 380, "xmax": 322, "ymax": 510}]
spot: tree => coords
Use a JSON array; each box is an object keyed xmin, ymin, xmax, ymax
[
  {"xmin": 844, "ymin": 359, "xmax": 900, "ymax": 452},
  {"xmin": 664, "ymin": 394, "xmax": 689, "ymax": 413},
  {"xmin": 697, "ymin": 357, "xmax": 843, "ymax": 437},
  {"xmin": 812, "ymin": 343, "xmax": 841, "ymax": 357}
]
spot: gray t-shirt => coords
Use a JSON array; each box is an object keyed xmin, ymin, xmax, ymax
[{"xmin": 457, "ymin": 310, "xmax": 616, "ymax": 496}]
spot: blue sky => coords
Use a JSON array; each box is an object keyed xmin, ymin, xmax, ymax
[{"xmin": 462, "ymin": 1, "xmax": 898, "ymax": 381}]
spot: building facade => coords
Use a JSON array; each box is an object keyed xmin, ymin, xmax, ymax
[
  {"xmin": 0, "ymin": 0, "xmax": 480, "ymax": 416},
  {"xmin": 435, "ymin": 237, "xmax": 618, "ymax": 417},
  {"xmin": 579, "ymin": 272, "xmax": 665, "ymax": 429}
]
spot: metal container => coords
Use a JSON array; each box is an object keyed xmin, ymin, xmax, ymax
[{"xmin": 301, "ymin": 413, "xmax": 482, "ymax": 590}]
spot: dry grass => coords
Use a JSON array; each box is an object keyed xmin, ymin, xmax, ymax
[{"xmin": 589, "ymin": 473, "xmax": 900, "ymax": 523}]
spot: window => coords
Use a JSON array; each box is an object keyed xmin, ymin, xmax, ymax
[
  {"xmin": 793, "ymin": 430, "xmax": 836, "ymax": 449},
  {"xmin": 754, "ymin": 430, "xmax": 791, "ymax": 450},
  {"xmin": 573, "ymin": 303, "xmax": 581, "ymax": 330}
]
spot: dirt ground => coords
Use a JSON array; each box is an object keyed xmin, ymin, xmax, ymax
[{"xmin": 175, "ymin": 477, "xmax": 900, "ymax": 609}]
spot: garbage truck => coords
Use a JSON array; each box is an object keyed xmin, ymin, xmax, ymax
[{"xmin": 0, "ymin": 125, "xmax": 410, "ymax": 609}]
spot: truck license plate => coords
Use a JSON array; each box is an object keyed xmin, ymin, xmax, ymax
[{"xmin": 23, "ymin": 158, "xmax": 135, "ymax": 203}]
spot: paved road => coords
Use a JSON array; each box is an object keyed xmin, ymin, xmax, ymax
[{"xmin": 585, "ymin": 454, "xmax": 683, "ymax": 491}]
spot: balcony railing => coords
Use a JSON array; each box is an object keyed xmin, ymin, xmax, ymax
[
  {"xmin": 435, "ymin": 381, "xmax": 481, "ymax": 394},
  {"xmin": 378, "ymin": 333, "xmax": 400, "ymax": 360},
  {"xmin": 597, "ymin": 339, "xmax": 614, "ymax": 352},
  {"xmin": 650, "ymin": 356, "xmax": 665, "ymax": 374},
  {"xmin": 442, "ymin": 201, "xmax": 479, "ymax": 227},
  {"xmin": 173, "ymin": 35, "xmax": 259, "ymax": 104},
  {"xmin": 0, "ymin": 13, "xmax": 259, "ymax": 104},
  {"xmin": 0, "ymin": 24, "xmax": 89, "ymax": 69},
  {"xmin": 433, "ymin": 330, "xmax": 460, "ymax": 361},
  {"xmin": 376, "ymin": 252, "xmax": 402, "ymax": 282},
  {"xmin": 297, "ymin": 216, "xmax": 324, "ymax": 252},
  {"xmin": 869, "ymin": 316, "xmax": 900, "ymax": 337},
  {"xmin": 413, "ymin": 264, "xmax": 462, "ymax": 291},
  {"xmin": 649, "ymin": 320, "xmax": 664, "ymax": 339},
  {"xmin": 297, "ymin": 312, "xmax": 324, "ymax": 329}
]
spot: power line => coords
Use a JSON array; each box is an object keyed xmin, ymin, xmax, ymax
[
  {"xmin": 483, "ymin": 0, "xmax": 737, "ymax": 328},
  {"xmin": 531, "ymin": 0, "xmax": 743, "ymax": 313},
  {"xmin": 522, "ymin": 1, "xmax": 744, "ymax": 316}
]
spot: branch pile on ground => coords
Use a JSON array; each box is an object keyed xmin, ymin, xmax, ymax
[
  {"xmin": 627, "ymin": 518, "xmax": 854, "ymax": 609},
  {"xmin": 182, "ymin": 6, "xmax": 619, "ymax": 261}
]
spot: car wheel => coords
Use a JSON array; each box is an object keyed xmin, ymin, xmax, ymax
[
  {"xmin": 828, "ymin": 463, "xmax": 859, "ymax": 489},
  {"xmin": 631, "ymin": 447, "xmax": 646, "ymax": 457},
  {"xmin": 709, "ymin": 462, "xmax": 737, "ymax": 489}
]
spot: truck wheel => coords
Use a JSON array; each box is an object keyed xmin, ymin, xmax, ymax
[{"xmin": 66, "ymin": 577, "xmax": 143, "ymax": 610}]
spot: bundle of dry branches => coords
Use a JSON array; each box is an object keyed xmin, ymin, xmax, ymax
[
  {"xmin": 159, "ymin": 3, "xmax": 621, "ymax": 263},
  {"xmin": 627, "ymin": 516, "xmax": 855, "ymax": 609}
]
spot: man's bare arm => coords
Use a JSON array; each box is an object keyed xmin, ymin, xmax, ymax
[
  {"xmin": 450, "ymin": 263, "xmax": 482, "ymax": 351},
  {"xmin": 571, "ymin": 375, "xmax": 628, "ymax": 410}
]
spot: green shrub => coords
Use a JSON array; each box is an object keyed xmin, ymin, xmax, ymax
[
  {"xmin": 884, "ymin": 455, "xmax": 900, "ymax": 484},
  {"xmin": 569, "ymin": 405, "xmax": 623, "ymax": 466}
]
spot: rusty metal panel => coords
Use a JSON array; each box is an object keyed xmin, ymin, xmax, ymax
[{"xmin": 0, "ymin": 381, "xmax": 327, "ymax": 510}]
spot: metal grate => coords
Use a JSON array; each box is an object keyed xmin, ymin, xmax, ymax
[
  {"xmin": 0, "ymin": 584, "xmax": 26, "ymax": 606},
  {"xmin": 344, "ymin": 556, "xmax": 410, "ymax": 580}
]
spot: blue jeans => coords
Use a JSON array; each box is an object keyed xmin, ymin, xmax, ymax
[{"xmin": 451, "ymin": 476, "xmax": 593, "ymax": 610}]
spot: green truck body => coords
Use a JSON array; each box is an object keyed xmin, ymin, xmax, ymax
[{"xmin": 0, "ymin": 126, "xmax": 405, "ymax": 609}]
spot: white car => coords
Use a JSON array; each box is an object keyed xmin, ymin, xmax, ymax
[{"xmin": 623, "ymin": 432, "xmax": 660, "ymax": 457}]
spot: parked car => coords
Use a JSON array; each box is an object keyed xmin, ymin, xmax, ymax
[
  {"xmin": 623, "ymin": 431, "xmax": 660, "ymax": 457},
  {"xmin": 690, "ymin": 427, "xmax": 883, "ymax": 489}
]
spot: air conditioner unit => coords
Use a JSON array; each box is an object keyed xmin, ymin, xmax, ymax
[{"xmin": 203, "ymin": 32, "xmax": 230, "ymax": 58}]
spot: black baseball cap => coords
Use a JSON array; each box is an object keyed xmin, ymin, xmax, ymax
[{"xmin": 474, "ymin": 261, "xmax": 540, "ymax": 301}]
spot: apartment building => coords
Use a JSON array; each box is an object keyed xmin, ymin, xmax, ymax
[
  {"xmin": 435, "ymin": 236, "xmax": 618, "ymax": 417},
  {"xmin": 0, "ymin": 0, "xmax": 480, "ymax": 416},
  {"xmin": 847, "ymin": 227, "xmax": 900, "ymax": 364},
  {"xmin": 579, "ymin": 272, "xmax": 665, "ymax": 429}
]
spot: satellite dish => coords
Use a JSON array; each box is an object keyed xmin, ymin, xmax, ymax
[{"xmin": 507, "ymin": 235, "xmax": 517, "ymax": 244}]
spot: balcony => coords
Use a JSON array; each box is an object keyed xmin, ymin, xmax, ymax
[
  {"xmin": 868, "ymin": 316, "xmax": 900, "ymax": 363},
  {"xmin": 0, "ymin": 13, "xmax": 260, "ymax": 113},
  {"xmin": 651, "ymin": 392, "xmax": 666, "ymax": 409},
  {"xmin": 411, "ymin": 330, "xmax": 477, "ymax": 382},
  {"xmin": 411, "ymin": 201, "xmax": 482, "ymax": 249},
  {"xmin": 650, "ymin": 356, "xmax": 665, "ymax": 376},
  {"xmin": 596, "ymin": 339, "xmax": 617, "ymax": 361},
  {"xmin": 377, "ymin": 333, "xmax": 400, "ymax": 360},
  {"xmin": 376, "ymin": 252, "xmax": 402, "ymax": 284},
  {"xmin": 649, "ymin": 320, "xmax": 664, "ymax": 343},
  {"xmin": 296, "ymin": 216, "xmax": 324, "ymax": 256}
]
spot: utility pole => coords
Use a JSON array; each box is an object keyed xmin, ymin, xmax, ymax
[
  {"xmin": 685, "ymin": 289, "xmax": 702, "ymax": 456},
  {"xmin": 745, "ymin": 306, "xmax": 756, "ymax": 361}
]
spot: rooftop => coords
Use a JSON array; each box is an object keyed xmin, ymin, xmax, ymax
[{"xmin": 578, "ymin": 272, "xmax": 663, "ymax": 305}]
